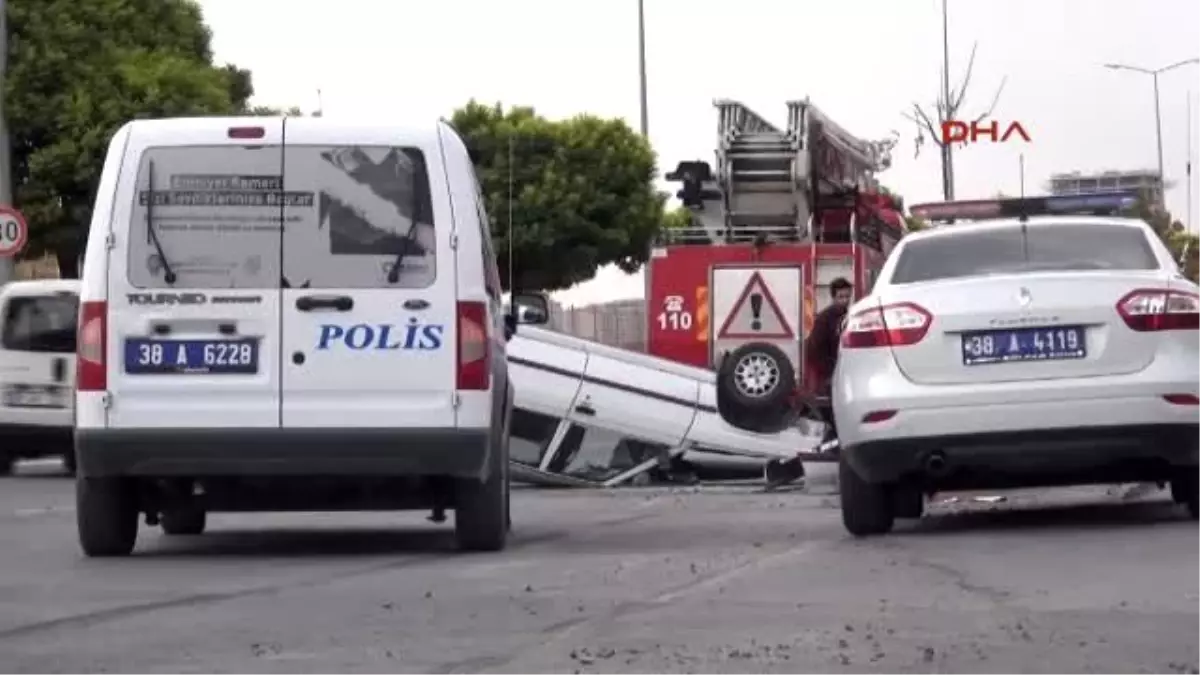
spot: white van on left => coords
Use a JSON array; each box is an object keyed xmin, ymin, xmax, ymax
[
  {"xmin": 0, "ymin": 279, "xmax": 80, "ymax": 475},
  {"xmin": 74, "ymin": 116, "xmax": 514, "ymax": 557}
]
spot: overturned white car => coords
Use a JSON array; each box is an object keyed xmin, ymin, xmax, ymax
[{"xmin": 505, "ymin": 294, "xmax": 835, "ymax": 488}]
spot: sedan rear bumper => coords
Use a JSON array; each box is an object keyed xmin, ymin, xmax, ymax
[{"xmin": 842, "ymin": 423, "xmax": 1198, "ymax": 488}]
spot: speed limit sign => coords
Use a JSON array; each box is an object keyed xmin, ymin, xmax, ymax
[{"xmin": 0, "ymin": 206, "xmax": 28, "ymax": 258}]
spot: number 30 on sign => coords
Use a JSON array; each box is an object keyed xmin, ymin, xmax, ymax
[
  {"xmin": 0, "ymin": 206, "xmax": 29, "ymax": 258},
  {"xmin": 657, "ymin": 294, "xmax": 693, "ymax": 331}
]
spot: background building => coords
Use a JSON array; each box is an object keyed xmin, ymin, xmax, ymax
[{"xmin": 1048, "ymin": 169, "xmax": 1169, "ymax": 207}]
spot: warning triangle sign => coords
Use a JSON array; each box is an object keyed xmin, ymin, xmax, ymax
[{"xmin": 717, "ymin": 272, "xmax": 795, "ymax": 339}]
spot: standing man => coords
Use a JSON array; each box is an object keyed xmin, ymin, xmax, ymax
[
  {"xmin": 765, "ymin": 277, "xmax": 855, "ymax": 489},
  {"xmin": 804, "ymin": 277, "xmax": 853, "ymax": 434}
]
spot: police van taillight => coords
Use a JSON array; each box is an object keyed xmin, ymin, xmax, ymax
[
  {"xmin": 77, "ymin": 301, "xmax": 107, "ymax": 391},
  {"xmin": 456, "ymin": 301, "xmax": 490, "ymax": 391}
]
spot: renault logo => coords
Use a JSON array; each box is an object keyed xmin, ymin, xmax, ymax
[{"xmin": 1017, "ymin": 287, "xmax": 1033, "ymax": 308}]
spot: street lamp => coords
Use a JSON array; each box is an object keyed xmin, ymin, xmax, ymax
[
  {"xmin": 636, "ymin": 0, "xmax": 649, "ymax": 138},
  {"xmin": 1104, "ymin": 58, "xmax": 1200, "ymax": 200}
]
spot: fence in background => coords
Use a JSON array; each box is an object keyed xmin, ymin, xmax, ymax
[{"xmin": 546, "ymin": 297, "xmax": 647, "ymax": 352}]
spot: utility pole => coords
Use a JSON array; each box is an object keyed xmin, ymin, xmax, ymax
[
  {"xmin": 636, "ymin": 0, "xmax": 649, "ymax": 137},
  {"xmin": 0, "ymin": 0, "xmax": 13, "ymax": 284},
  {"xmin": 1188, "ymin": 91, "xmax": 1194, "ymax": 231},
  {"xmin": 1019, "ymin": 154, "xmax": 1025, "ymax": 198},
  {"xmin": 939, "ymin": 0, "xmax": 954, "ymax": 200},
  {"xmin": 507, "ymin": 136, "xmax": 515, "ymax": 293}
]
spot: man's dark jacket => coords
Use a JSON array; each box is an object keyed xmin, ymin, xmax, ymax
[{"xmin": 804, "ymin": 304, "xmax": 848, "ymax": 393}]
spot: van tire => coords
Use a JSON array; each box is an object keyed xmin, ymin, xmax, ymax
[
  {"xmin": 161, "ymin": 509, "xmax": 207, "ymax": 536},
  {"xmin": 0, "ymin": 455, "xmax": 13, "ymax": 476},
  {"xmin": 63, "ymin": 450, "xmax": 77, "ymax": 476},
  {"xmin": 839, "ymin": 457, "xmax": 894, "ymax": 537},
  {"xmin": 77, "ymin": 478, "xmax": 138, "ymax": 557},
  {"xmin": 716, "ymin": 342, "xmax": 795, "ymax": 432},
  {"xmin": 455, "ymin": 432, "xmax": 509, "ymax": 552}
]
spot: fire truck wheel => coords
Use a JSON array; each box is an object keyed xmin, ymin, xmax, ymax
[{"xmin": 717, "ymin": 342, "xmax": 796, "ymax": 427}]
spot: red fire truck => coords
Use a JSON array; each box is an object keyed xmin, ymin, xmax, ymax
[{"xmin": 646, "ymin": 99, "xmax": 908, "ymax": 433}]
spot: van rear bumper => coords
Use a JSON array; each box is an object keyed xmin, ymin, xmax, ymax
[{"xmin": 76, "ymin": 427, "xmax": 493, "ymax": 480}]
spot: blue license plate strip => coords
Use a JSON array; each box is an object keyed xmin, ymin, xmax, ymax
[
  {"xmin": 961, "ymin": 326, "xmax": 1087, "ymax": 366},
  {"xmin": 124, "ymin": 339, "xmax": 259, "ymax": 375}
]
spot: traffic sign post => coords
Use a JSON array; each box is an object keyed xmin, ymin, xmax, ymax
[{"xmin": 0, "ymin": 205, "xmax": 28, "ymax": 259}]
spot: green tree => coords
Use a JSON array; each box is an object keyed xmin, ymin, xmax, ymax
[
  {"xmin": 904, "ymin": 214, "xmax": 931, "ymax": 232},
  {"xmin": 450, "ymin": 100, "xmax": 666, "ymax": 291},
  {"xmin": 7, "ymin": 0, "xmax": 259, "ymax": 277},
  {"xmin": 662, "ymin": 206, "xmax": 693, "ymax": 230},
  {"xmin": 1123, "ymin": 192, "xmax": 1198, "ymax": 282}
]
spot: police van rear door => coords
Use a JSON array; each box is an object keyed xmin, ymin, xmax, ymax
[
  {"xmin": 106, "ymin": 119, "xmax": 284, "ymax": 431},
  {"xmin": 279, "ymin": 119, "xmax": 458, "ymax": 430}
]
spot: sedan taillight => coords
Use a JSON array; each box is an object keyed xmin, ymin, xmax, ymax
[
  {"xmin": 1116, "ymin": 289, "xmax": 1199, "ymax": 332},
  {"xmin": 841, "ymin": 302, "xmax": 933, "ymax": 349}
]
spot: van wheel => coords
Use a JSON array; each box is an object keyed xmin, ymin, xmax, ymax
[
  {"xmin": 77, "ymin": 478, "xmax": 138, "ymax": 557},
  {"xmin": 839, "ymin": 457, "xmax": 894, "ymax": 536},
  {"xmin": 161, "ymin": 509, "xmax": 207, "ymax": 536},
  {"xmin": 717, "ymin": 342, "xmax": 795, "ymax": 432},
  {"xmin": 0, "ymin": 455, "xmax": 13, "ymax": 476},
  {"xmin": 455, "ymin": 437, "xmax": 509, "ymax": 552},
  {"xmin": 63, "ymin": 450, "xmax": 77, "ymax": 476}
]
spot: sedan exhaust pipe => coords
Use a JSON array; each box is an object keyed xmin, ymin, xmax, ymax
[{"xmin": 924, "ymin": 451, "xmax": 949, "ymax": 477}]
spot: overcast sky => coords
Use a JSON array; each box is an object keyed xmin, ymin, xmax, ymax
[{"xmin": 200, "ymin": 0, "xmax": 1200, "ymax": 306}]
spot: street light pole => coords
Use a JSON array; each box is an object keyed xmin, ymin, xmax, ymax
[
  {"xmin": 1188, "ymin": 91, "xmax": 1194, "ymax": 231},
  {"xmin": 939, "ymin": 0, "xmax": 954, "ymax": 200},
  {"xmin": 1152, "ymin": 71, "xmax": 1164, "ymax": 190},
  {"xmin": 1105, "ymin": 58, "xmax": 1200, "ymax": 205},
  {"xmin": 636, "ymin": 0, "xmax": 649, "ymax": 138},
  {"xmin": 0, "ymin": 0, "xmax": 13, "ymax": 284}
]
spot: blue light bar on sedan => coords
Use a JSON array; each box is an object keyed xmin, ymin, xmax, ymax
[{"xmin": 910, "ymin": 191, "xmax": 1141, "ymax": 223}]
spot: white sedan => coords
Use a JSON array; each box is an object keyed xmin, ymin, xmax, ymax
[{"xmin": 833, "ymin": 196, "xmax": 1199, "ymax": 536}]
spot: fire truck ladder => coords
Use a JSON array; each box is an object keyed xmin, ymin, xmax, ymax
[{"xmin": 714, "ymin": 99, "xmax": 806, "ymax": 242}]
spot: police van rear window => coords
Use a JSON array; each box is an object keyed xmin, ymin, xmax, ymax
[
  {"xmin": 285, "ymin": 146, "xmax": 436, "ymax": 289},
  {"xmin": 2, "ymin": 294, "xmax": 79, "ymax": 353},
  {"xmin": 128, "ymin": 144, "xmax": 436, "ymax": 289}
]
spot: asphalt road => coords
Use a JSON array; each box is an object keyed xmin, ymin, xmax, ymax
[{"xmin": 1, "ymin": 460, "xmax": 1197, "ymax": 674}]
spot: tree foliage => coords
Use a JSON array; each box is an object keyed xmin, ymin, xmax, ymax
[
  {"xmin": 6, "ymin": 0, "xmax": 259, "ymax": 276},
  {"xmin": 1124, "ymin": 194, "xmax": 1198, "ymax": 282},
  {"xmin": 662, "ymin": 206, "xmax": 693, "ymax": 230},
  {"xmin": 450, "ymin": 100, "xmax": 667, "ymax": 291},
  {"xmin": 903, "ymin": 213, "xmax": 930, "ymax": 232}
]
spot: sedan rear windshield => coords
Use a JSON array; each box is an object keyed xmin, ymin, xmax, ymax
[
  {"xmin": 2, "ymin": 294, "xmax": 79, "ymax": 353},
  {"xmin": 889, "ymin": 223, "xmax": 1159, "ymax": 284}
]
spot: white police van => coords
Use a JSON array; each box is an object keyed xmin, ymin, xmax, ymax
[
  {"xmin": 0, "ymin": 279, "xmax": 80, "ymax": 474},
  {"xmin": 74, "ymin": 116, "xmax": 514, "ymax": 556}
]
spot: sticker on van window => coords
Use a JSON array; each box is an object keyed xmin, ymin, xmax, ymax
[
  {"xmin": 129, "ymin": 145, "xmax": 437, "ymax": 291},
  {"xmin": 316, "ymin": 319, "xmax": 445, "ymax": 351}
]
